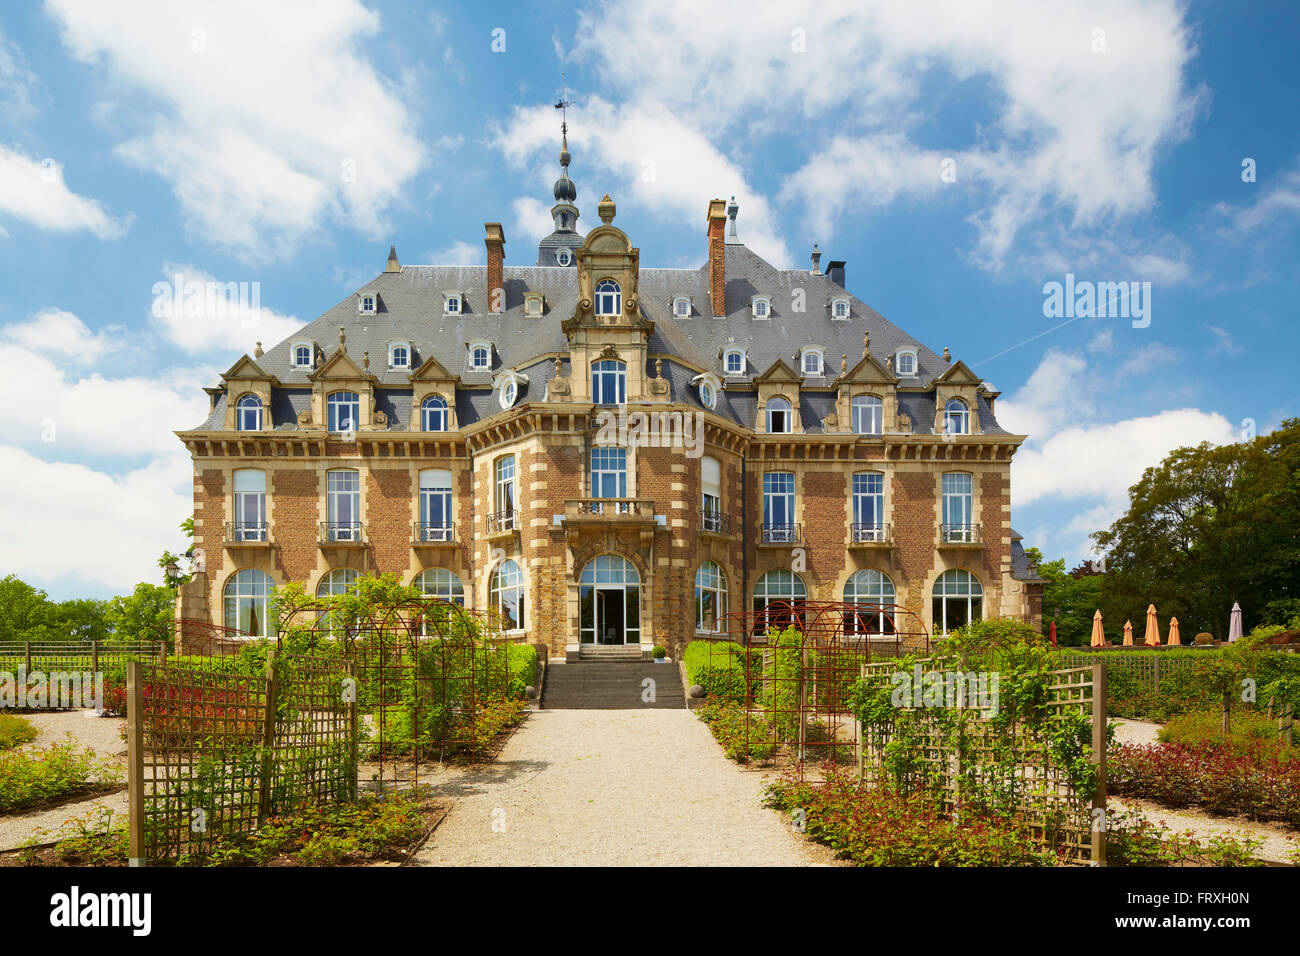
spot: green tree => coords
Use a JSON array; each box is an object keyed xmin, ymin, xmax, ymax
[
  {"xmin": 1036, "ymin": 559, "xmax": 1104, "ymax": 647},
  {"xmin": 105, "ymin": 583, "xmax": 176, "ymax": 640},
  {"xmin": 0, "ymin": 575, "xmax": 55, "ymax": 642}
]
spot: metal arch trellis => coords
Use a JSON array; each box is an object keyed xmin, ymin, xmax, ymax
[{"xmin": 711, "ymin": 599, "xmax": 931, "ymax": 776}]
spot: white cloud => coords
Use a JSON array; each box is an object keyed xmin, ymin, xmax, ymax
[
  {"xmin": 1, "ymin": 308, "xmax": 123, "ymax": 363},
  {"xmin": 0, "ymin": 146, "xmax": 125, "ymax": 238},
  {"xmin": 1207, "ymin": 324, "xmax": 1244, "ymax": 355},
  {"xmin": 0, "ymin": 444, "xmax": 192, "ymax": 595},
  {"xmin": 150, "ymin": 262, "xmax": 302, "ymax": 355},
  {"xmin": 46, "ymin": 0, "xmax": 425, "ymax": 262},
  {"xmin": 494, "ymin": 97, "xmax": 793, "ymax": 267},
  {"xmin": 1212, "ymin": 158, "xmax": 1300, "ymax": 236},
  {"xmin": 0, "ymin": 30, "xmax": 44, "ymax": 125},
  {"xmin": 422, "ymin": 240, "xmax": 478, "ymax": 266},
  {"xmin": 511, "ymin": 196, "xmax": 555, "ymax": 248}
]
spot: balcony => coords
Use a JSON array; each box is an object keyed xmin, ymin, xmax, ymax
[
  {"xmin": 700, "ymin": 508, "xmax": 732, "ymax": 536},
  {"xmin": 939, "ymin": 523, "xmax": 982, "ymax": 547},
  {"xmin": 760, "ymin": 523, "xmax": 803, "ymax": 546},
  {"xmin": 224, "ymin": 522, "xmax": 271, "ymax": 548},
  {"xmin": 485, "ymin": 510, "xmax": 518, "ymax": 540},
  {"xmin": 850, "ymin": 522, "xmax": 893, "ymax": 548},
  {"xmin": 319, "ymin": 522, "xmax": 366, "ymax": 548},
  {"xmin": 564, "ymin": 498, "xmax": 655, "ymax": 522},
  {"xmin": 412, "ymin": 522, "xmax": 457, "ymax": 548}
]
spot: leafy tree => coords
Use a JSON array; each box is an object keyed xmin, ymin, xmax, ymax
[
  {"xmin": 0, "ymin": 575, "xmax": 55, "ymax": 642},
  {"xmin": 105, "ymin": 583, "xmax": 176, "ymax": 640},
  {"xmin": 1031, "ymin": 557, "xmax": 1104, "ymax": 646}
]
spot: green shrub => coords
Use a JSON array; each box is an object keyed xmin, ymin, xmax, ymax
[
  {"xmin": 1158, "ymin": 708, "xmax": 1296, "ymax": 762},
  {"xmin": 0, "ymin": 714, "xmax": 37, "ymax": 751},
  {"xmin": 683, "ymin": 640, "xmax": 748, "ymax": 701},
  {"xmin": 696, "ymin": 700, "xmax": 774, "ymax": 762},
  {"xmin": 0, "ymin": 741, "xmax": 120, "ymax": 813},
  {"xmin": 506, "ymin": 643, "xmax": 538, "ymax": 697}
]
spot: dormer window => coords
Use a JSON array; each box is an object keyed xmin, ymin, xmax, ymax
[
  {"xmin": 801, "ymin": 348, "xmax": 824, "ymax": 377},
  {"xmin": 693, "ymin": 373, "xmax": 721, "ymax": 411},
  {"xmin": 723, "ymin": 349, "xmax": 745, "ymax": 375},
  {"xmin": 388, "ymin": 342, "xmax": 410, "ymax": 369},
  {"xmin": 469, "ymin": 343, "xmax": 491, "ymax": 370},
  {"xmin": 751, "ymin": 296, "xmax": 771, "ymax": 319},
  {"xmin": 501, "ymin": 379, "xmax": 518, "ymax": 408},
  {"xmin": 236, "ymin": 394, "xmax": 263, "ymax": 432},
  {"xmin": 443, "ymin": 292, "xmax": 462, "ymax": 315},
  {"xmin": 831, "ymin": 297, "xmax": 850, "ymax": 320},
  {"xmin": 292, "ymin": 343, "xmax": 314, "ymax": 369},
  {"xmin": 359, "ymin": 293, "xmax": 376, "ymax": 315},
  {"xmin": 895, "ymin": 350, "xmax": 917, "ymax": 377},
  {"xmin": 595, "ymin": 280, "xmax": 621, "ymax": 316},
  {"xmin": 944, "ymin": 398, "xmax": 970, "ymax": 435},
  {"xmin": 493, "ymin": 370, "xmax": 528, "ymax": 410},
  {"xmin": 524, "ymin": 293, "xmax": 545, "ymax": 317},
  {"xmin": 766, "ymin": 396, "xmax": 792, "ymax": 433},
  {"xmin": 673, "ymin": 296, "xmax": 691, "ymax": 318},
  {"xmin": 556, "ymin": 248, "xmax": 572, "ymax": 266}
]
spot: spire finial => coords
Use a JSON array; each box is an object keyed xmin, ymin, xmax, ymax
[
  {"xmin": 863, "ymin": 329, "xmax": 870, "ymax": 357},
  {"xmin": 943, "ymin": 346, "xmax": 951, "ymax": 362},
  {"xmin": 841, "ymin": 353, "xmax": 847, "ymax": 375},
  {"xmin": 554, "ymin": 71, "xmax": 574, "ymax": 140}
]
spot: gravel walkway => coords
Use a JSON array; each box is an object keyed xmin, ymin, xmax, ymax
[{"xmin": 414, "ymin": 710, "xmax": 841, "ymax": 867}]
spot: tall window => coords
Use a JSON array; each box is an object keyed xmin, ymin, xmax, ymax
[
  {"xmin": 932, "ymin": 569, "xmax": 983, "ymax": 635},
  {"xmin": 418, "ymin": 469, "xmax": 453, "ymax": 540},
  {"xmin": 701, "ymin": 456, "xmax": 723, "ymax": 531},
  {"xmin": 414, "ymin": 568, "xmax": 465, "ymax": 605},
  {"xmin": 941, "ymin": 472, "xmax": 974, "ymax": 542},
  {"xmin": 492, "ymin": 455, "xmax": 516, "ymax": 531},
  {"xmin": 592, "ymin": 359, "xmax": 626, "ymax": 405},
  {"xmin": 327, "ymin": 469, "xmax": 361, "ymax": 541},
  {"xmin": 490, "ymin": 559, "xmax": 525, "ymax": 630},
  {"xmin": 223, "ymin": 569, "xmax": 274, "ymax": 637},
  {"xmin": 236, "ymin": 394, "xmax": 262, "ymax": 431},
  {"xmin": 843, "ymin": 569, "xmax": 897, "ymax": 636},
  {"xmin": 852, "ymin": 395, "xmax": 882, "ymax": 435},
  {"xmin": 753, "ymin": 569, "xmax": 806, "ymax": 633},
  {"xmin": 762, "ymin": 472, "xmax": 795, "ymax": 542},
  {"xmin": 766, "ymin": 396, "xmax": 792, "ymax": 433},
  {"xmin": 695, "ymin": 561, "xmax": 728, "ymax": 633},
  {"xmin": 421, "ymin": 395, "xmax": 449, "ymax": 431},
  {"xmin": 590, "ymin": 446, "xmax": 627, "ymax": 503},
  {"xmin": 578, "ymin": 555, "xmax": 641, "ymax": 646},
  {"xmin": 944, "ymin": 398, "xmax": 970, "ymax": 435},
  {"xmin": 852, "ymin": 472, "xmax": 884, "ymax": 542},
  {"xmin": 595, "ymin": 280, "xmax": 621, "ymax": 316},
  {"xmin": 327, "ymin": 391, "xmax": 359, "ymax": 433},
  {"xmin": 232, "ymin": 469, "xmax": 266, "ymax": 541}
]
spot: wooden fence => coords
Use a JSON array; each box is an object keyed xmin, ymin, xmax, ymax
[
  {"xmin": 0, "ymin": 640, "xmax": 168, "ymax": 674},
  {"xmin": 126, "ymin": 652, "xmax": 356, "ymax": 865}
]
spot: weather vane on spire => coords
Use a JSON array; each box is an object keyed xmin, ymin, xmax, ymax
[{"xmin": 554, "ymin": 72, "xmax": 574, "ymax": 136}]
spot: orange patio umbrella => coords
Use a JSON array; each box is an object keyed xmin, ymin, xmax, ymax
[
  {"xmin": 1167, "ymin": 616, "xmax": 1181, "ymax": 646},
  {"xmin": 1090, "ymin": 609, "xmax": 1106, "ymax": 647},
  {"xmin": 1123, "ymin": 620, "xmax": 1134, "ymax": 646},
  {"xmin": 1144, "ymin": 604, "xmax": 1161, "ymax": 646}
]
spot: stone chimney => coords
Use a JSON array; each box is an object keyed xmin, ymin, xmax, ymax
[
  {"xmin": 707, "ymin": 199, "xmax": 727, "ymax": 317},
  {"xmin": 484, "ymin": 223, "xmax": 506, "ymax": 313},
  {"xmin": 827, "ymin": 260, "xmax": 846, "ymax": 286},
  {"xmin": 810, "ymin": 244, "xmax": 822, "ymax": 275}
]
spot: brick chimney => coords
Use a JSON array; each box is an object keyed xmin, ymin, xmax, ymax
[
  {"xmin": 484, "ymin": 223, "xmax": 506, "ymax": 312},
  {"xmin": 707, "ymin": 199, "xmax": 727, "ymax": 317}
]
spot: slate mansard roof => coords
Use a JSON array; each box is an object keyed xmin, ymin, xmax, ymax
[{"xmin": 191, "ymin": 241, "xmax": 1012, "ymax": 436}]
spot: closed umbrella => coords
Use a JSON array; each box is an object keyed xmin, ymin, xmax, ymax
[
  {"xmin": 1228, "ymin": 602, "xmax": 1244, "ymax": 642},
  {"xmin": 1167, "ymin": 616, "xmax": 1181, "ymax": 646},
  {"xmin": 1090, "ymin": 610, "xmax": 1106, "ymax": 647},
  {"xmin": 1123, "ymin": 620, "xmax": 1134, "ymax": 646},
  {"xmin": 1144, "ymin": 604, "xmax": 1160, "ymax": 646}
]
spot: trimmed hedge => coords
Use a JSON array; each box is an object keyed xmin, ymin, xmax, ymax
[
  {"xmin": 506, "ymin": 644, "xmax": 538, "ymax": 698},
  {"xmin": 684, "ymin": 640, "xmax": 748, "ymax": 702}
]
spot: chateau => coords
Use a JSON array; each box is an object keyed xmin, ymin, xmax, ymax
[{"xmin": 175, "ymin": 134, "xmax": 1044, "ymax": 654}]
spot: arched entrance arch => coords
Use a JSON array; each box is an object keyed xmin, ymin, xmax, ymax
[{"xmin": 578, "ymin": 554, "xmax": 641, "ymax": 646}]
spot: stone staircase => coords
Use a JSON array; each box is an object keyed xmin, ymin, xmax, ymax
[{"xmin": 542, "ymin": 660, "xmax": 685, "ymax": 709}]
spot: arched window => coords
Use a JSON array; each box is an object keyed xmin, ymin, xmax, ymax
[
  {"xmin": 578, "ymin": 555, "xmax": 641, "ymax": 646},
  {"xmin": 235, "ymin": 394, "xmax": 262, "ymax": 431},
  {"xmin": 414, "ymin": 568, "xmax": 465, "ymax": 605},
  {"xmin": 470, "ymin": 345, "xmax": 490, "ymax": 370},
  {"xmin": 389, "ymin": 343, "xmax": 409, "ymax": 368},
  {"xmin": 944, "ymin": 398, "xmax": 970, "ymax": 435},
  {"xmin": 421, "ymin": 395, "xmax": 449, "ymax": 431},
  {"xmin": 852, "ymin": 395, "xmax": 882, "ymax": 435},
  {"xmin": 315, "ymin": 568, "xmax": 357, "ymax": 637},
  {"xmin": 232, "ymin": 469, "xmax": 266, "ymax": 541},
  {"xmin": 932, "ymin": 569, "xmax": 983, "ymax": 636},
  {"xmin": 489, "ymin": 559, "xmax": 525, "ymax": 631},
  {"xmin": 595, "ymin": 279, "xmax": 621, "ymax": 316},
  {"xmin": 801, "ymin": 349, "xmax": 823, "ymax": 376},
  {"xmin": 695, "ymin": 561, "xmax": 728, "ymax": 633},
  {"xmin": 831, "ymin": 297, "xmax": 850, "ymax": 320},
  {"xmin": 752, "ymin": 569, "xmax": 806, "ymax": 634},
  {"xmin": 895, "ymin": 351, "xmax": 917, "ymax": 376},
  {"xmin": 418, "ymin": 469, "xmax": 453, "ymax": 540},
  {"xmin": 327, "ymin": 391, "xmax": 359, "ymax": 433},
  {"xmin": 724, "ymin": 349, "xmax": 745, "ymax": 375},
  {"xmin": 223, "ymin": 569, "xmax": 274, "ymax": 637},
  {"xmin": 293, "ymin": 344, "xmax": 313, "ymax": 368},
  {"xmin": 766, "ymin": 396, "xmax": 792, "ymax": 433},
  {"xmin": 591, "ymin": 359, "xmax": 626, "ymax": 405},
  {"xmin": 843, "ymin": 569, "xmax": 897, "ymax": 636}
]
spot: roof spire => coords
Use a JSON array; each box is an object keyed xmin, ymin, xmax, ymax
[{"xmin": 385, "ymin": 244, "xmax": 400, "ymax": 273}]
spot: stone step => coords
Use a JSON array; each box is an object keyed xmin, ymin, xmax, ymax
[{"xmin": 542, "ymin": 661, "xmax": 684, "ymax": 709}]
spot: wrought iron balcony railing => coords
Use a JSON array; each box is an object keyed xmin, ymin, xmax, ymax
[
  {"xmin": 761, "ymin": 523, "xmax": 802, "ymax": 545},
  {"xmin": 851, "ymin": 522, "xmax": 891, "ymax": 544},
  {"xmin": 412, "ymin": 522, "xmax": 456, "ymax": 544},
  {"xmin": 486, "ymin": 510, "xmax": 516, "ymax": 534},
  {"xmin": 319, "ymin": 522, "xmax": 365, "ymax": 544},
  {"xmin": 701, "ymin": 508, "xmax": 732, "ymax": 533},
  {"xmin": 225, "ymin": 522, "xmax": 268, "ymax": 543},
  {"xmin": 940, "ymin": 523, "xmax": 981, "ymax": 545}
]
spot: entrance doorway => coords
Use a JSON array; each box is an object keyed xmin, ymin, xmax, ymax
[{"xmin": 579, "ymin": 555, "xmax": 641, "ymax": 645}]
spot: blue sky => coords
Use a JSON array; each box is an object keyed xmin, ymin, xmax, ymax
[{"xmin": 0, "ymin": 0, "xmax": 1297, "ymax": 600}]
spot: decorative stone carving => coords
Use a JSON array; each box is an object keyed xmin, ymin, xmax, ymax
[
  {"xmin": 647, "ymin": 358, "xmax": 670, "ymax": 399},
  {"xmin": 297, "ymin": 409, "xmax": 312, "ymax": 427},
  {"xmin": 373, "ymin": 409, "xmax": 388, "ymax": 427},
  {"xmin": 898, "ymin": 411, "xmax": 911, "ymax": 432},
  {"xmin": 549, "ymin": 355, "xmax": 571, "ymax": 400}
]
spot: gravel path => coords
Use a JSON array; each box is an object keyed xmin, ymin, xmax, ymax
[
  {"xmin": 414, "ymin": 710, "xmax": 841, "ymax": 867},
  {"xmin": 1110, "ymin": 718, "xmax": 1162, "ymax": 747}
]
